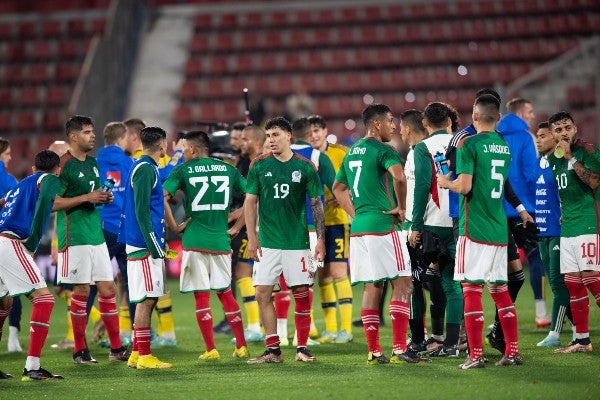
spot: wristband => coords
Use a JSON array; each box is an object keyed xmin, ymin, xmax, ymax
[
  {"xmin": 516, "ymin": 204, "xmax": 526, "ymax": 213},
  {"xmin": 568, "ymin": 157, "xmax": 577, "ymax": 168}
]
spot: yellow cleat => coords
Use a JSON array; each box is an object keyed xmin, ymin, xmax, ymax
[
  {"xmin": 127, "ymin": 351, "xmax": 139, "ymax": 368},
  {"xmin": 233, "ymin": 346, "xmax": 250, "ymax": 358},
  {"xmin": 199, "ymin": 348, "xmax": 220, "ymax": 361},
  {"xmin": 136, "ymin": 354, "xmax": 173, "ymax": 369}
]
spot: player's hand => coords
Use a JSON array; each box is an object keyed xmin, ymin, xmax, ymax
[
  {"xmin": 105, "ymin": 192, "xmax": 114, "ymax": 204},
  {"xmin": 383, "ymin": 207, "xmax": 405, "ymax": 224},
  {"xmin": 172, "ymin": 138, "xmax": 185, "ymax": 153},
  {"xmin": 436, "ymin": 172, "xmax": 452, "ymax": 189},
  {"xmin": 87, "ymin": 190, "xmax": 111, "ymax": 205},
  {"xmin": 172, "ymin": 217, "xmax": 191, "ymax": 234},
  {"xmin": 227, "ymin": 225, "xmax": 240, "ymax": 238},
  {"xmin": 519, "ymin": 210, "xmax": 534, "ymax": 225},
  {"xmin": 326, "ymin": 197, "xmax": 340, "ymax": 208},
  {"xmin": 556, "ymin": 137, "xmax": 572, "ymax": 159},
  {"xmin": 408, "ymin": 230, "xmax": 421, "ymax": 248},
  {"xmin": 314, "ymin": 239, "xmax": 325, "ymax": 263},
  {"xmin": 248, "ymin": 237, "xmax": 262, "ymax": 261}
]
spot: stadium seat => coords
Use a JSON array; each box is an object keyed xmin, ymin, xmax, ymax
[
  {"xmin": 0, "ymin": 112, "xmax": 10, "ymax": 133},
  {"xmin": 174, "ymin": 105, "xmax": 194, "ymax": 127},
  {"xmin": 67, "ymin": 20, "xmax": 87, "ymax": 36},
  {"xmin": 41, "ymin": 20, "xmax": 63, "ymax": 37},
  {"xmin": 8, "ymin": 42, "xmax": 27, "ymax": 62},
  {"xmin": 30, "ymin": 40, "xmax": 55, "ymax": 60},
  {"xmin": 29, "ymin": 64, "xmax": 51, "ymax": 84},
  {"xmin": 4, "ymin": 65, "xmax": 25, "ymax": 86},
  {"xmin": 46, "ymin": 86, "xmax": 68, "ymax": 107},
  {"xmin": 15, "ymin": 111, "xmax": 38, "ymax": 132},
  {"xmin": 18, "ymin": 86, "xmax": 42, "ymax": 107},
  {"xmin": 55, "ymin": 63, "xmax": 79, "ymax": 82},
  {"xmin": 0, "ymin": 22, "xmax": 12, "ymax": 40},
  {"xmin": 0, "ymin": 88, "xmax": 12, "ymax": 108},
  {"xmin": 43, "ymin": 110, "xmax": 63, "ymax": 131},
  {"xmin": 18, "ymin": 21, "xmax": 37, "ymax": 38},
  {"xmin": 180, "ymin": 81, "xmax": 198, "ymax": 101}
]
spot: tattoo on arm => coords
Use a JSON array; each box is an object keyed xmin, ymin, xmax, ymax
[
  {"xmin": 573, "ymin": 162, "xmax": 600, "ymax": 190},
  {"xmin": 310, "ymin": 197, "xmax": 326, "ymax": 241}
]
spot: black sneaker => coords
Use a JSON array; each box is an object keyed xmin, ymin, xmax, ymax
[
  {"xmin": 21, "ymin": 367, "xmax": 64, "ymax": 381},
  {"xmin": 108, "ymin": 346, "xmax": 130, "ymax": 362},
  {"xmin": 408, "ymin": 340, "xmax": 428, "ymax": 353},
  {"xmin": 73, "ymin": 349, "xmax": 98, "ymax": 364},
  {"xmin": 0, "ymin": 370, "xmax": 13, "ymax": 379},
  {"xmin": 295, "ymin": 347, "xmax": 316, "ymax": 362},
  {"xmin": 213, "ymin": 319, "xmax": 232, "ymax": 334},
  {"xmin": 429, "ymin": 344, "xmax": 460, "ymax": 357},
  {"xmin": 495, "ymin": 353, "xmax": 523, "ymax": 366},
  {"xmin": 390, "ymin": 349, "xmax": 431, "ymax": 364},
  {"xmin": 458, "ymin": 356, "xmax": 485, "ymax": 369},
  {"xmin": 367, "ymin": 352, "xmax": 390, "ymax": 365},
  {"xmin": 486, "ymin": 331, "xmax": 506, "ymax": 354}
]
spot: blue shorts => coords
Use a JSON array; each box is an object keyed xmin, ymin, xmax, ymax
[{"xmin": 325, "ymin": 224, "xmax": 349, "ymax": 263}]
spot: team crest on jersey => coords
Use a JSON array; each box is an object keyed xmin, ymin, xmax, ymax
[
  {"xmin": 93, "ymin": 166, "xmax": 99, "ymax": 177},
  {"xmin": 292, "ymin": 170, "xmax": 301, "ymax": 183}
]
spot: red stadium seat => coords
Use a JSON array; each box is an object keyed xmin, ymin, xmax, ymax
[
  {"xmin": 0, "ymin": 88, "xmax": 12, "ymax": 108},
  {"xmin": 30, "ymin": 40, "xmax": 55, "ymax": 61},
  {"xmin": 8, "ymin": 42, "xmax": 27, "ymax": 62},
  {"xmin": 0, "ymin": 22, "xmax": 12, "ymax": 40},
  {"xmin": 43, "ymin": 110, "xmax": 63, "ymax": 131},
  {"xmin": 58, "ymin": 39, "xmax": 80, "ymax": 59},
  {"xmin": 55, "ymin": 63, "xmax": 79, "ymax": 82},
  {"xmin": 4, "ymin": 65, "xmax": 25, "ymax": 86},
  {"xmin": 18, "ymin": 86, "xmax": 42, "ymax": 107},
  {"xmin": 185, "ymin": 59, "xmax": 202, "ymax": 77},
  {"xmin": 174, "ymin": 105, "xmax": 194, "ymax": 126},
  {"xmin": 179, "ymin": 81, "xmax": 198, "ymax": 101},
  {"xmin": 91, "ymin": 18, "xmax": 105, "ymax": 34},
  {"xmin": 18, "ymin": 21, "xmax": 37, "ymax": 38},
  {"xmin": 67, "ymin": 20, "xmax": 87, "ymax": 36},
  {"xmin": 41, "ymin": 20, "xmax": 63, "ymax": 37},
  {"xmin": 29, "ymin": 64, "xmax": 51, "ymax": 84},
  {"xmin": 46, "ymin": 86, "xmax": 68, "ymax": 107},
  {"xmin": 0, "ymin": 112, "xmax": 10, "ymax": 133},
  {"xmin": 15, "ymin": 111, "xmax": 38, "ymax": 132}
]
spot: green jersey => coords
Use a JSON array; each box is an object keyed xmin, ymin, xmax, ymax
[
  {"xmin": 457, "ymin": 132, "xmax": 511, "ymax": 244},
  {"xmin": 336, "ymin": 137, "xmax": 402, "ymax": 235},
  {"xmin": 56, "ymin": 152, "xmax": 105, "ymax": 248},
  {"xmin": 246, "ymin": 152, "xmax": 323, "ymax": 250},
  {"xmin": 547, "ymin": 139, "xmax": 600, "ymax": 237},
  {"xmin": 163, "ymin": 157, "xmax": 246, "ymax": 253}
]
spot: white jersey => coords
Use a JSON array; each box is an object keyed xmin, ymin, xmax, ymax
[{"xmin": 404, "ymin": 147, "xmax": 416, "ymax": 227}]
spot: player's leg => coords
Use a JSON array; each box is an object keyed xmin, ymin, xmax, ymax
[
  {"xmin": 527, "ymin": 244, "xmax": 550, "ymax": 327},
  {"xmin": 274, "ymin": 275, "xmax": 290, "ymax": 345},
  {"xmin": 235, "ymin": 259, "xmax": 263, "ymax": 340},
  {"xmin": 0, "ymin": 290, "xmax": 11, "ymax": 379},
  {"xmin": 316, "ymin": 265, "xmax": 337, "ymax": 342},
  {"xmin": 7, "ymin": 296, "xmax": 22, "ymax": 352}
]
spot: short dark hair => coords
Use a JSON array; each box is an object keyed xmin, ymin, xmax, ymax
[
  {"xmin": 506, "ymin": 97, "xmax": 531, "ymax": 114},
  {"xmin": 548, "ymin": 111, "xmax": 574, "ymax": 127},
  {"xmin": 399, "ymin": 109, "xmax": 425, "ymax": 133},
  {"xmin": 124, "ymin": 118, "xmax": 146, "ymax": 135},
  {"xmin": 140, "ymin": 126, "xmax": 166, "ymax": 151},
  {"xmin": 65, "ymin": 115, "xmax": 93, "ymax": 135},
  {"xmin": 184, "ymin": 130, "xmax": 210, "ymax": 152},
  {"xmin": 474, "ymin": 94, "xmax": 501, "ymax": 124},
  {"xmin": 103, "ymin": 121, "xmax": 127, "ymax": 145},
  {"xmin": 475, "ymin": 88, "xmax": 501, "ymax": 103},
  {"xmin": 34, "ymin": 150, "xmax": 60, "ymax": 172},
  {"xmin": 0, "ymin": 137, "xmax": 8, "ymax": 155},
  {"xmin": 362, "ymin": 103, "xmax": 391, "ymax": 127},
  {"xmin": 308, "ymin": 115, "xmax": 327, "ymax": 129},
  {"xmin": 423, "ymin": 102, "xmax": 451, "ymax": 128},
  {"xmin": 231, "ymin": 121, "xmax": 247, "ymax": 132},
  {"xmin": 265, "ymin": 116, "xmax": 292, "ymax": 133},
  {"xmin": 243, "ymin": 124, "xmax": 266, "ymax": 143},
  {"xmin": 446, "ymin": 103, "xmax": 460, "ymax": 132},
  {"xmin": 292, "ymin": 117, "xmax": 311, "ymax": 139},
  {"xmin": 538, "ymin": 121, "xmax": 550, "ymax": 130}
]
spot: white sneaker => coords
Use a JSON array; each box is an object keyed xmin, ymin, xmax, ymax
[{"xmin": 7, "ymin": 326, "xmax": 22, "ymax": 353}]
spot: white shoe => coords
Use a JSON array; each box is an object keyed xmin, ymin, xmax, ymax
[{"xmin": 7, "ymin": 326, "xmax": 22, "ymax": 353}]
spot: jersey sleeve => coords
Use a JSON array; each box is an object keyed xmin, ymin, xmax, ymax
[
  {"xmin": 306, "ymin": 164, "xmax": 324, "ymax": 199},
  {"xmin": 132, "ymin": 163, "xmax": 164, "ymax": 258},
  {"xmin": 411, "ymin": 142, "xmax": 433, "ymax": 231},
  {"xmin": 162, "ymin": 164, "xmax": 183, "ymax": 197},
  {"xmin": 457, "ymin": 141, "xmax": 475, "ymax": 176},
  {"xmin": 582, "ymin": 144, "xmax": 600, "ymax": 173},
  {"xmin": 24, "ymin": 175, "xmax": 61, "ymax": 252},
  {"xmin": 380, "ymin": 147, "xmax": 402, "ymax": 170},
  {"xmin": 57, "ymin": 161, "xmax": 70, "ymax": 196},
  {"xmin": 246, "ymin": 162, "xmax": 260, "ymax": 195},
  {"xmin": 317, "ymin": 152, "xmax": 336, "ymax": 193}
]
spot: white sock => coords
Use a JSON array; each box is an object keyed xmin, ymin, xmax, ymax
[
  {"xmin": 535, "ymin": 299, "xmax": 548, "ymax": 318},
  {"xmin": 25, "ymin": 356, "xmax": 40, "ymax": 371},
  {"xmin": 247, "ymin": 323, "xmax": 261, "ymax": 333},
  {"xmin": 548, "ymin": 331, "xmax": 559, "ymax": 339},
  {"xmin": 277, "ymin": 319, "xmax": 288, "ymax": 340}
]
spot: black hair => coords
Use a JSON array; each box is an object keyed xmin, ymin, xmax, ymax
[
  {"xmin": 34, "ymin": 150, "xmax": 60, "ymax": 172},
  {"xmin": 292, "ymin": 117, "xmax": 311, "ymax": 139},
  {"xmin": 475, "ymin": 88, "xmax": 501, "ymax": 103},
  {"xmin": 399, "ymin": 109, "xmax": 425, "ymax": 132},
  {"xmin": 140, "ymin": 126, "xmax": 167, "ymax": 151},
  {"xmin": 265, "ymin": 116, "xmax": 292, "ymax": 133},
  {"xmin": 548, "ymin": 111, "xmax": 574, "ymax": 127},
  {"xmin": 474, "ymin": 94, "xmax": 501, "ymax": 124},
  {"xmin": 65, "ymin": 115, "xmax": 93, "ymax": 135},
  {"xmin": 307, "ymin": 115, "xmax": 327, "ymax": 129},
  {"xmin": 184, "ymin": 130, "xmax": 210, "ymax": 152},
  {"xmin": 538, "ymin": 121, "xmax": 550, "ymax": 130},
  {"xmin": 362, "ymin": 103, "xmax": 391, "ymax": 127},
  {"xmin": 423, "ymin": 102, "xmax": 451, "ymax": 128}
]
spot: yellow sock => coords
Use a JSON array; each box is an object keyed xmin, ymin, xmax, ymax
[
  {"xmin": 309, "ymin": 288, "xmax": 318, "ymax": 338},
  {"xmin": 319, "ymin": 281, "xmax": 338, "ymax": 333},
  {"xmin": 335, "ymin": 276, "xmax": 353, "ymax": 333},
  {"xmin": 238, "ymin": 277, "xmax": 260, "ymax": 327},
  {"xmin": 119, "ymin": 306, "xmax": 132, "ymax": 331},
  {"xmin": 156, "ymin": 291, "xmax": 176, "ymax": 339},
  {"xmin": 89, "ymin": 305, "xmax": 101, "ymax": 324},
  {"xmin": 66, "ymin": 299, "xmax": 74, "ymax": 341}
]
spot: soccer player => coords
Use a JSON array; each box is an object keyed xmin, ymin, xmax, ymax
[
  {"xmin": 122, "ymin": 127, "xmax": 172, "ymax": 369},
  {"xmin": 0, "ymin": 150, "xmax": 63, "ymax": 380},
  {"xmin": 547, "ymin": 111, "xmax": 600, "ymax": 354},
  {"xmin": 54, "ymin": 115, "xmax": 129, "ymax": 364},
  {"xmin": 245, "ymin": 116, "xmax": 325, "ymax": 364},
  {"xmin": 163, "ymin": 130, "xmax": 249, "ymax": 361},
  {"xmin": 333, "ymin": 103, "xmax": 422, "ymax": 365},
  {"xmin": 308, "ymin": 114, "xmax": 354, "ymax": 344},
  {"xmin": 438, "ymin": 94, "xmax": 522, "ymax": 368},
  {"xmin": 534, "ymin": 121, "xmax": 574, "ymax": 347}
]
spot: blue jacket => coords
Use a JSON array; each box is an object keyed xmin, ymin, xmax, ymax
[
  {"xmin": 97, "ymin": 146, "xmax": 133, "ymax": 234},
  {"xmin": 535, "ymin": 156, "xmax": 561, "ymax": 237},
  {"xmin": 0, "ymin": 161, "xmax": 17, "ymax": 199},
  {"xmin": 497, "ymin": 114, "xmax": 537, "ymax": 218}
]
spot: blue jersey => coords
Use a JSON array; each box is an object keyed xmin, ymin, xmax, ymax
[
  {"xmin": 0, "ymin": 161, "xmax": 17, "ymax": 199},
  {"xmin": 535, "ymin": 156, "xmax": 561, "ymax": 237},
  {"xmin": 0, "ymin": 172, "xmax": 60, "ymax": 252},
  {"xmin": 97, "ymin": 145, "xmax": 133, "ymax": 234},
  {"xmin": 447, "ymin": 125, "xmax": 476, "ymax": 218},
  {"xmin": 121, "ymin": 156, "xmax": 165, "ymax": 257},
  {"xmin": 291, "ymin": 143, "xmax": 323, "ymax": 225}
]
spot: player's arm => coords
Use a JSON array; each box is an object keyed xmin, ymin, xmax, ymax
[
  {"xmin": 567, "ymin": 155, "xmax": 600, "ymax": 190},
  {"xmin": 384, "ymin": 164, "xmax": 407, "ymax": 223},
  {"xmin": 133, "ymin": 165, "xmax": 164, "ymax": 259},
  {"xmin": 437, "ymin": 172, "xmax": 472, "ymax": 195},
  {"xmin": 243, "ymin": 193, "xmax": 261, "ymax": 260},
  {"xmin": 410, "ymin": 143, "xmax": 431, "ymax": 245},
  {"xmin": 52, "ymin": 190, "xmax": 110, "ymax": 211},
  {"xmin": 24, "ymin": 175, "xmax": 61, "ymax": 253},
  {"xmin": 332, "ymin": 180, "xmax": 354, "ymax": 219},
  {"xmin": 318, "ymin": 152, "xmax": 336, "ymax": 195}
]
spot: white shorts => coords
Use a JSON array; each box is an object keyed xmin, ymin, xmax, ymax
[
  {"xmin": 560, "ymin": 234, "xmax": 600, "ymax": 273},
  {"xmin": 0, "ymin": 236, "xmax": 47, "ymax": 297},
  {"xmin": 180, "ymin": 250, "xmax": 232, "ymax": 292},
  {"xmin": 252, "ymin": 247, "xmax": 314, "ymax": 287},
  {"xmin": 349, "ymin": 230, "xmax": 411, "ymax": 284},
  {"xmin": 454, "ymin": 236, "xmax": 508, "ymax": 283},
  {"xmin": 309, "ymin": 231, "xmax": 317, "ymax": 252},
  {"xmin": 127, "ymin": 254, "xmax": 166, "ymax": 303},
  {"xmin": 57, "ymin": 243, "xmax": 113, "ymax": 284}
]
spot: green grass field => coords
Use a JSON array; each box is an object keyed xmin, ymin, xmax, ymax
[{"xmin": 2, "ymin": 274, "xmax": 599, "ymax": 400}]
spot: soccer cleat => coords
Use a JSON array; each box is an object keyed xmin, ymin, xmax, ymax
[
  {"xmin": 458, "ymin": 356, "xmax": 485, "ymax": 369},
  {"xmin": 127, "ymin": 351, "xmax": 139, "ymax": 368},
  {"xmin": 315, "ymin": 330, "xmax": 337, "ymax": 344},
  {"xmin": 537, "ymin": 334, "xmax": 561, "ymax": 347},
  {"xmin": 198, "ymin": 348, "xmax": 220, "ymax": 361},
  {"xmin": 233, "ymin": 346, "xmax": 250, "ymax": 358},
  {"xmin": 535, "ymin": 316, "xmax": 551, "ymax": 329},
  {"xmin": 334, "ymin": 330, "xmax": 353, "ymax": 344},
  {"xmin": 21, "ymin": 367, "xmax": 64, "ymax": 381},
  {"xmin": 0, "ymin": 370, "xmax": 13, "ymax": 379},
  {"xmin": 390, "ymin": 349, "xmax": 431, "ymax": 364},
  {"xmin": 230, "ymin": 329, "xmax": 265, "ymax": 344},
  {"xmin": 91, "ymin": 320, "xmax": 106, "ymax": 344},
  {"xmin": 485, "ymin": 331, "xmax": 506, "ymax": 354},
  {"xmin": 247, "ymin": 349, "xmax": 284, "ymax": 364},
  {"xmin": 136, "ymin": 354, "xmax": 172, "ymax": 369},
  {"xmin": 429, "ymin": 344, "xmax": 460, "ymax": 357},
  {"xmin": 424, "ymin": 337, "xmax": 444, "ymax": 352},
  {"xmin": 73, "ymin": 349, "xmax": 98, "ymax": 364},
  {"xmin": 295, "ymin": 347, "xmax": 316, "ymax": 362},
  {"xmin": 151, "ymin": 336, "xmax": 177, "ymax": 347},
  {"xmin": 108, "ymin": 347, "xmax": 130, "ymax": 362},
  {"xmin": 51, "ymin": 338, "xmax": 74, "ymax": 350},
  {"xmin": 367, "ymin": 352, "xmax": 390, "ymax": 365},
  {"xmin": 408, "ymin": 340, "xmax": 428, "ymax": 354},
  {"xmin": 495, "ymin": 353, "xmax": 523, "ymax": 366},
  {"xmin": 553, "ymin": 340, "xmax": 593, "ymax": 354}
]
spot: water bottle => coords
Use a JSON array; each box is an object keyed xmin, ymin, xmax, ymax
[
  {"xmin": 96, "ymin": 178, "xmax": 115, "ymax": 209},
  {"xmin": 433, "ymin": 151, "xmax": 449, "ymax": 175}
]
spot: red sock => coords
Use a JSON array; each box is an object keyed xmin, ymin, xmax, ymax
[
  {"xmin": 274, "ymin": 276, "xmax": 290, "ymax": 320},
  {"xmin": 131, "ymin": 326, "xmax": 138, "ymax": 352},
  {"xmin": 98, "ymin": 294, "xmax": 122, "ymax": 349},
  {"xmin": 489, "ymin": 285, "xmax": 519, "ymax": 356},
  {"xmin": 565, "ymin": 275, "xmax": 590, "ymax": 335},
  {"xmin": 265, "ymin": 334, "xmax": 280, "ymax": 350},
  {"xmin": 70, "ymin": 294, "xmax": 88, "ymax": 353},
  {"xmin": 389, "ymin": 300, "xmax": 410, "ymax": 353},
  {"xmin": 462, "ymin": 283, "xmax": 484, "ymax": 359},
  {"xmin": 135, "ymin": 326, "xmax": 151, "ymax": 356},
  {"xmin": 217, "ymin": 288, "xmax": 246, "ymax": 347},
  {"xmin": 361, "ymin": 309, "xmax": 381, "ymax": 355},
  {"xmin": 293, "ymin": 288, "xmax": 311, "ymax": 347},
  {"xmin": 194, "ymin": 291, "xmax": 215, "ymax": 351},
  {"xmin": 29, "ymin": 294, "xmax": 54, "ymax": 357},
  {"xmin": 582, "ymin": 274, "xmax": 600, "ymax": 307}
]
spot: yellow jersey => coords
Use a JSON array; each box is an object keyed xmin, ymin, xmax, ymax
[
  {"xmin": 132, "ymin": 148, "xmax": 171, "ymax": 167},
  {"xmin": 324, "ymin": 142, "xmax": 349, "ymax": 226}
]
